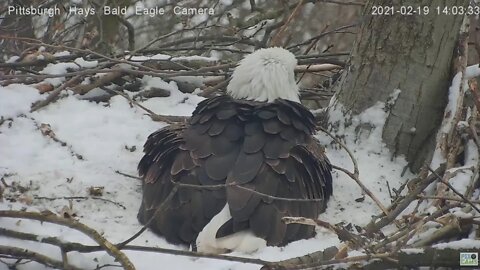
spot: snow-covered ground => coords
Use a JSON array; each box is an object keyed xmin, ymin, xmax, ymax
[{"xmin": 0, "ymin": 76, "xmax": 412, "ymax": 270}]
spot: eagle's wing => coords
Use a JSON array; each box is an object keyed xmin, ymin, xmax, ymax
[
  {"xmin": 222, "ymin": 99, "xmax": 333, "ymax": 246},
  {"xmin": 137, "ymin": 123, "xmax": 197, "ymax": 244},
  {"xmin": 138, "ymin": 96, "xmax": 244, "ymax": 245}
]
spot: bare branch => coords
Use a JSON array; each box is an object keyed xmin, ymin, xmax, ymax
[{"xmin": 0, "ymin": 211, "xmax": 135, "ymax": 270}]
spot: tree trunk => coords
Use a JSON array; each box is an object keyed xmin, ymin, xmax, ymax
[{"xmin": 329, "ymin": 0, "xmax": 468, "ymax": 171}]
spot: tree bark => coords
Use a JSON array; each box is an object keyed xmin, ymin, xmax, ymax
[{"xmin": 329, "ymin": 0, "xmax": 468, "ymax": 171}]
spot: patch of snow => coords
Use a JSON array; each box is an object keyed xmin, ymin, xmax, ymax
[
  {"xmin": 129, "ymin": 54, "xmax": 171, "ymax": 61},
  {"xmin": 439, "ymin": 71, "xmax": 465, "ymax": 135},
  {"xmin": 407, "ymin": 226, "xmax": 438, "ymax": 246},
  {"xmin": 401, "ymin": 248, "xmax": 424, "ymax": 254},
  {"xmin": 53, "ymin": 51, "xmax": 71, "ymax": 57},
  {"xmin": 172, "ymin": 55, "xmax": 219, "ymax": 62},
  {"xmin": 6, "ymin": 56, "xmax": 20, "ymax": 63},
  {"xmin": 466, "ymin": 64, "xmax": 480, "ymax": 79},
  {"xmin": 322, "ymin": 95, "xmax": 412, "ymax": 227},
  {"xmin": 74, "ymin": 57, "xmax": 98, "ymax": 68},
  {"xmin": 357, "ymin": 102, "xmax": 386, "ymax": 127},
  {"xmin": 430, "ymin": 149, "xmax": 446, "ymax": 169},
  {"xmin": 140, "ymin": 76, "xmax": 205, "ymax": 116},
  {"xmin": 433, "ymin": 239, "xmax": 480, "ymax": 249},
  {"xmin": 451, "ymin": 209, "xmax": 473, "ymax": 219},
  {"xmin": 0, "ymin": 84, "xmax": 42, "ymax": 118},
  {"xmin": 41, "ymin": 62, "xmax": 80, "ymax": 86},
  {"xmin": 386, "ymin": 88, "xmax": 401, "ymax": 107}
]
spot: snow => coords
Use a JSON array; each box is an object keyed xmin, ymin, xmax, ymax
[
  {"xmin": 41, "ymin": 62, "xmax": 81, "ymax": 86},
  {"xmin": 128, "ymin": 54, "xmax": 218, "ymax": 62},
  {"xmin": 1, "ymin": 79, "xmax": 414, "ymax": 270},
  {"xmin": 433, "ymin": 239, "xmax": 480, "ymax": 249},
  {"xmin": 466, "ymin": 64, "xmax": 480, "ymax": 79},
  {"xmin": 401, "ymin": 248, "xmax": 424, "ymax": 254},
  {"xmin": 53, "ymin": 51, "xmax": 71, "ymax": 57},
  {"xmin": 129, "ymin": 54, "xmax": 171, "ymax": 61},
  {"xmin": 172, "ymin": 55, "xmax": 219, "ymax": 62},
  {"xmin": 0, "ymin": 84, "xmax": 41, "ymax": 118},
  {"xmin": 430, "ymin": 70, "xmax": 465, "ymax": 168},
  {"xmin": 442, "ymin": 72, "xmax": 463, "ymax": 133},
  {"xmin": 6, "ymin": 56, "xmax": 20, "ymax": 63},
  {"xmin": 74, "ymin": 57, "xmax": 98, "ymax": 68}
]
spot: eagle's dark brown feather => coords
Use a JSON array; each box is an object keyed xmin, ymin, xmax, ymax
[{"xmin": 138, "ymin": 95, "xmax": 332, "ymax": 247}]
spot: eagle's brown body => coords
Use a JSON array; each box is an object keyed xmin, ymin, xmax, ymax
[{"xmin": 137, "ymin": 95, "xmax": 332, "ymax": 249}]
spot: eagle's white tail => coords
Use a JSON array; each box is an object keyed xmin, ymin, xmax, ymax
[{"xmin": 196, "ymin": 204, "xmax": 267, "ymax": 254}]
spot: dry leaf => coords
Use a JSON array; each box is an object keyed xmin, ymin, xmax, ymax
[
  {"xmin": 17, "ymin": 194, "xmax": 33, "ymax": 205},
  {"xmin": 88, "ymin": 186, "xmax": 104, "ymax": 196},
  {"xmin": 39, "ymin": 123, "xmax": 54, "ymax": 137},
  {"xmin": 334, "ymin": 244, "xmax": 348, "ymax": 259},
  {"xmin": 59, "ymin": 205, "xmax": 77, "ymax": 219},
  {"xmin": 35, "ymin": 83, "xmax": 54, "ymax": 94}
]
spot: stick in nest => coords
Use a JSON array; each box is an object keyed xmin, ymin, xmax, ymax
[
  {"xmin": 427, "ymin": 165, "xmax": 480, "ymax": 214},
  {"xmin": 106, "ymin": 88, "xmax": 188, "ymax": 124},
  {"xmin": 0, "ymin": 210, "xmax": 135, "ymax": 270}
]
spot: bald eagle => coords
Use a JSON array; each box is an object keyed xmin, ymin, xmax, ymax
[{"xmin": 137, "ymin": 47, "xmax": 333, "ymax": 254}]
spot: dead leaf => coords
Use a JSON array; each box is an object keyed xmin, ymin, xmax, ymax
[
  {"xmin": 35, "ymin": 83, "xmax": 54, "ymax": 94},
  {"xmin": 59, "ymin": 205, "xmax": 77, "ymax": 219},
  {"xmin": 39, "ymin": 123, "xmax": 54, "ymax": 137},
  {"xmin": 354, "ymin": 196, "xmax": 365, "ymax": 202},
  {"xmin": 88, "ymin": 186, "xmax": 104, "ymax": 196},
  {"xmin": 17, "ymin": 194, "xmax": 33, "ymax": 205},
  {"xmin": 334, "ymin": 244, "xmax": 349, "ymax": 259}
]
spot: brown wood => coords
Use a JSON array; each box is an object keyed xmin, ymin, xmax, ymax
[{"xmin": 330, "ymin": 0, "xmax": 468, "ymax": 171}]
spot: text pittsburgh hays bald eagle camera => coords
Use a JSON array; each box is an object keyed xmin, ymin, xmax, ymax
[{"xmin": 137, "ymin": 47, "xmax": 333, "ymax": 254}]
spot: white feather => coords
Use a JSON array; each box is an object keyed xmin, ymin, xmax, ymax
[
  {"xmin": 196, "ymin": 204, "xmax": 267, "ymax": 254},
  {"xmin": 227, "ymin": 47, "xmax": 300, "ymax": 103}
]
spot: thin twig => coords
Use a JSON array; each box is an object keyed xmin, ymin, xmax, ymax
[
  {"xmin": 34, "ymin": 195, "xmax": 127, "ymax": 210},
  {"xmin": 270, "ymin": 0, "xmax": 305, "ymax": 47},
  {"xmin": 427, "ymin": 165, "xmax": 480, "ymax": 214}
]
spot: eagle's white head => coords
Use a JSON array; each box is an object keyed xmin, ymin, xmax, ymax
[{"xmin": 227, "ymin": 47, "xmax": 300, "ymax": 103}]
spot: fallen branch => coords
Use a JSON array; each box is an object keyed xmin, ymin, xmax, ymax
[
  {"xmin": 0, "ymin": 245, "xmax": 83, "ymax": 270},
  {"xmin": 0, "ymin": 210, "xmax": 135, "ymax": 270},
  {"xmin": 30, "ymin": 75, "xmax": 82, "ymax": 112},
  {"xmin": 0, "ymin": 227, "xmax": 268, "ymax": 266},
  {"xmin": 107, "ymin": 88, "xmax": 188, "ymax": 124},
  {"xmin": 276, "ymin": 247, "xmax": 479, "ymax": 270}
]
